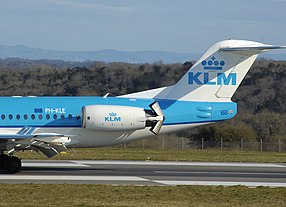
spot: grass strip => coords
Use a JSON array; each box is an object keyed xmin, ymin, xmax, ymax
[{"xmin": 0, "ymin": 184, "xmax": 285, "ymax": 207}]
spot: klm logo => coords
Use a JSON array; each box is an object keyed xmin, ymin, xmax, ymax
[
  {"xmin": 202, "ymin": 56, "xmax": 225, "ymax": 70},
  {"xmin": 188, "ymin": 72, "xmax": 237, "ymax": 85},
  {"xmin": 105, "ymin": 112, "xmax": 121, "ymax": 122},
  {"xmin": 188, "ymin": 56, "xmax": 236, "ymax": 85}
]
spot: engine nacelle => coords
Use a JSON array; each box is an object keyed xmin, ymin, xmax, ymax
[{"xmin": 82, "ymin": 105, "xmax": 147, "ymax": 131}]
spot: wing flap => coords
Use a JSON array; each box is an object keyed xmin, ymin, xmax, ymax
[
  {"xmin": 31, "ymin": 141, "xmax": 68, "ymax": 158},
  {"xmin": 0, "ymin": 127, "xmax": 73, "ymax": 158},
  {"xmin": 31, "ymin": 142, "xmax": 60, "ymax": 158}
]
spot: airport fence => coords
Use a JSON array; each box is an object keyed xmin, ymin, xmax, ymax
[{"xmin": 115, "ymin": 136, "xmax": 286, "ymax": 152}]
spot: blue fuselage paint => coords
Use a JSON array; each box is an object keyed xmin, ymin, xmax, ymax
[{"xmin": 0, "ymin": 97, "xmax": 237, "ymax": 128}]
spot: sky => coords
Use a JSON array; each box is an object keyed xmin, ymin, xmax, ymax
[{"xmin": 0, "ymin": 0, "xmax": 286, "ymax": 55}]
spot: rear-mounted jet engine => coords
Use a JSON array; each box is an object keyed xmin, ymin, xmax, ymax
[{"xmin": 81, "ymin": 102, "xmax": 164, "ymax": 135}]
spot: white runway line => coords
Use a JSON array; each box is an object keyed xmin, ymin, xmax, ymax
[
  {"xmin": 71, "ymin": 160, "xmax": 286, "ymax": 168},
  {"xmin": 22, "ymin": 162, "xmax": 90, "ymax": 167},
  {"xmin": 154, "ymin": 180, "xmax": 286, "ymax": 187},
  {"xmin": 154, "ymin": 171, "xmax": 286, "ymax": 176},
  {"xmin": 0, "ymin": 175, "xmax": 148, "ymax": 181}
]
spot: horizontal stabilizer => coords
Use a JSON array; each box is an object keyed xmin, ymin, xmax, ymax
[
  {"xmin": 220, "ymin": 45, "xmax": 286, "ymax": 51},
  {"xmin": 220, "ymin": 45, "xmax": 286, "ymax": 55}
]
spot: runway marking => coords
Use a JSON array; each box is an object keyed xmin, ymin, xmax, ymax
[
  {"xmin": 154, "ymin": 180, "xmax": 286, "ymax": 187},
  {"xmin": 13, "ymin": 160, "xmax": 286, "ymax": 186},
  {"xmin": 22, "ymin": 162, "xmax": 90, "ymax": 168},
  {"xmin": 0, "ymin": 175, "xmax": 148, "ymax": 181},
  {"xmin": 154, "ymin": 171, "xmax": 286, "ymax": 176},
  {"xmin": 71, "ymin": 160, "xmax": 286, "ymax": 168}
]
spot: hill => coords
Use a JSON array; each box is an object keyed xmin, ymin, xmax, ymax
[
  {"xmin": 0, "ymin": 45, "xmax": 285, "ymax": 63},
  {"xmin": 0, "ymin": 45, "xmax": 196, "ymax": 63}
]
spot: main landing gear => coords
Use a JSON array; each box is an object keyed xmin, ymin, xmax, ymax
[{"xmin": 0, "ymin": 153, "xmax": 22, "ymax": 173}]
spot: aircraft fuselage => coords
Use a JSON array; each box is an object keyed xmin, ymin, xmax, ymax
[{"xmin": 0, "ymin": 96, "xmax": 236, "ymax": 149}]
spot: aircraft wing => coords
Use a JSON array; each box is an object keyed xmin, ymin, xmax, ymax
[{"xmin": 0, "ymin": 127, "xmax": 72, "ymax": 158}]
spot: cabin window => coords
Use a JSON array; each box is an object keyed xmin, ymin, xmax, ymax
[
  {"xmin": 31, "ymin": 114, "xmax": 35, "ymax": 120},
  {"xmin": 38, "ymin": 114, "xmax": 43, "ymax": 120},
  {"xmin": 53, "ymin": 114, "xmax": 58, "ymax": 120},
  {"xmin": 46, "ymin": 114, "xmax": 50, "ymax": 120},
  {"xmin": 1, "ymin": 114, "xmax": 5, "ymax": 120},
  {"xmin": 76, "ymin": 115, "xmax": 80, "ymax": 120},
  {"xmin": 24, "ymin": 114, "xmax": 28, "ymax": 120},
  {"xmin": 68, "ymin": 114, "xmax": 72, "ymax": 119},
  {"xmin": 16, "ymin": 114, "xmax": 20, "ymax": 120},
  {"xmin": 61, "ymin": 114, "xmax": 65, "ymax": 119},
  {"xmin": 8, "ymin": 114, "xmax": 13, "ymax": 120}
]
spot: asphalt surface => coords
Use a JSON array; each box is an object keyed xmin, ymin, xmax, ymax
[{"xmin": 0, "ymin": 160, "xmax": 286, "ymax": 186}]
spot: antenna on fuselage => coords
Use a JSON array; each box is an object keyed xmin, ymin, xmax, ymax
[{"xmin": 103, "ymin": 93, "xmax": 109, "ymax": 98}]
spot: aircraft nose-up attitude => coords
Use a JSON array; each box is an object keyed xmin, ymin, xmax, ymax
[{"xmin": 0, "ymin": 40, "xmax": 285, "ymax": 172}]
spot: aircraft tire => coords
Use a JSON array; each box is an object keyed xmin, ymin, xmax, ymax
[
  {"xmin": 0, "ymin": 154, "xmax": 9, "ymax": 170},
  {"xmin": 5, "ymin": 156, "xmax": 21, "ymax": 173}
]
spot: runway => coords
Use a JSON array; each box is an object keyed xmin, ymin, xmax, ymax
[{"xmin": 0, "ymin": 160, "xmax": 286, "ymax": 187}]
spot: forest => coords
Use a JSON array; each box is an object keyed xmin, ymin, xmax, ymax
[{"xmin": 0, "ymin": 58, "xmax": 285, "ymax": 143}]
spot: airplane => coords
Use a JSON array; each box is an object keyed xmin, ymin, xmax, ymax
[{"xmin": 0, "ymin": 39, "xmax": 285, "ymax": 172}]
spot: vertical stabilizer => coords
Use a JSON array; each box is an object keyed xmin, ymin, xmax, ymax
[
  {"xmin": 164, "ymin": 40, "xmax": 285, "ymax": 101},
  {"xmin": 122, "ymin": 40, "xmax": 285, "ymax": 101}
]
